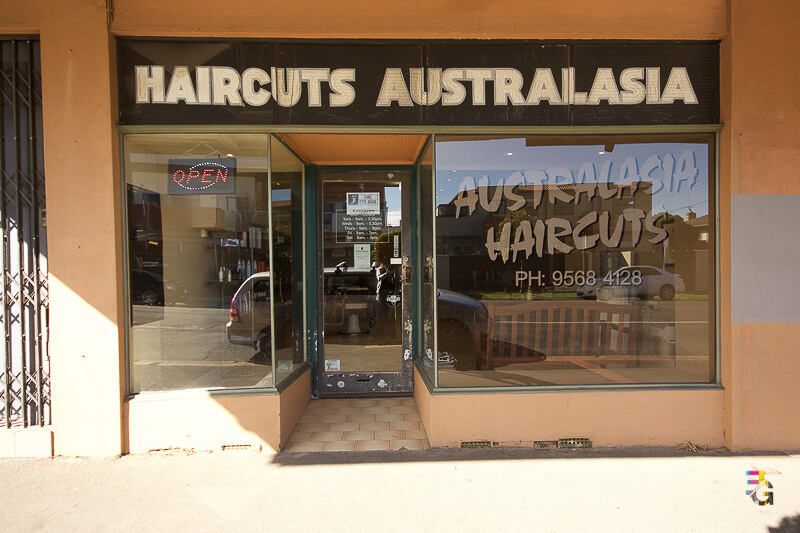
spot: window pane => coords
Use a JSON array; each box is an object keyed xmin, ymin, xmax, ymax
[
  {"xmin": 270, "ymin": 137, "xmax": 306, "ymax": 384},
  {"xmin": 434, "ymin": 134, "xmax": 715, "ymax": 387},
  {"xmin": 418, "ymin": 141, "xmax": 436, "ymax": 383},
  {"xmin": 125, "ymin": 133, "xmax": 273, "ymax": 392}
]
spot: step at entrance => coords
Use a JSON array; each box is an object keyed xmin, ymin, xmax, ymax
[{"xmin": 285, "ymin": 398, "xmax": 429, "ymax": 452}]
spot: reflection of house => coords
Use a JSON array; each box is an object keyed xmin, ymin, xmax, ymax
[
  {"xmin": 435, "ymin": 181, "xmax": 654, "ymax": 292},
  {"xmin": 666, "ymin": 210, "xmax": 710, "ymax": 292}
]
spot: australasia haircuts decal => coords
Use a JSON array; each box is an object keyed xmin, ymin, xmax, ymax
[{"xmin": 118, "ymin": 40, "xmax": 719, "ymax": 127}]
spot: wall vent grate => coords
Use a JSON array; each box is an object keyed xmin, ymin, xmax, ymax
[
  {"xmin": 558, "ymin": 437, "xmax": 592, "ymax": 449},
  {"xmin": 221, "ymin": 444, "xmax": 260, "ymax": 452},
  {"xmin": 461, "ymin": 440, "xmax": 492, "ymax": 448}
]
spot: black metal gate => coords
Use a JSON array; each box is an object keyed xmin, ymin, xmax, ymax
[{"xmin": 0, "ymin": 39, "xmax": 49, "ymax": 428}]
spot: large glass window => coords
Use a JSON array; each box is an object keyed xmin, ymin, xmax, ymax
[
  {"xmin": 124, "ymin": 133, "xmax": 305, "ymax": 393},
  {"xmin": 270, "ymin": 137, "xmax": 306, "ymax": 383},
  {"xmin": 429, "ymin": 134, "xmax": 715, "ymax": 388}
]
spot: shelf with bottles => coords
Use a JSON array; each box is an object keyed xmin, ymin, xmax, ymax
[{"xmin": 206, "ymin": 225, "xmax": 268, "ymax": 284}]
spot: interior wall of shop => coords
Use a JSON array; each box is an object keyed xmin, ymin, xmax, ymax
[{"xmin": 1, "ymin": 0, "xmax": 797, "ymax": 454}]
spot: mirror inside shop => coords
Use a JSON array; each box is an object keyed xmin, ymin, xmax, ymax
[{"xmin": 124, "ymin": 133, "xmax": 304, "ymax": 393}]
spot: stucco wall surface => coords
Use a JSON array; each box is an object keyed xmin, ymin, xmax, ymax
[
  {"xmin": 38, "ymin": 0, "xmax": 125, "ymax": 457},
  {"xmin": 108, "ymin": 0, "xmax": 727, "ymax": 39},
  {"xmin": 414, "ymin": 370, "xmax": 725, "ymax": 448},
  {"xmin": 725, "ymin": 0, "xmax": 800, "ymax": 450},
  {"xmin": 126, "ymin": 370, "xmax": 310, "ymax": 453},
  {"xmin": 2, "ymin": 0, "xmax": 799, "ymax": 453},
  {"xmin": 126, "ymin": 392, "xmax": 282, "ymax": 454}
]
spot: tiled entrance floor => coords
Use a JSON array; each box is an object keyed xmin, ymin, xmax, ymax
[{"xmin": 285, "ymin": 397, "xmax": 430, "ymax": 452}]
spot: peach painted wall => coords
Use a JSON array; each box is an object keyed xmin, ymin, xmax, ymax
[
  {"xmin": 39, "ymin": 0, "xmax": 126, "ymax": 457},
  {"xmin": 126, "ymin": 369, "xmax": 310, "ymax": 453},
  {"xmin": 416, "ymin": 369, "xmax": 725, "ymax": 448},
  {"xmin": 279, "ymin": 371, "xmax": 312, "ymax": 449},
  {"xmin": 126, "ymin": 392, "xmax": 281, "ymax": 453},
  {"xmin": 109, "ymin": 0, "xmax": 727, "ymax": 39},
  {"xmin": 724, "ymin": 0, "xmax": 800, "ymax": 450},
  {"xmin": 0, "ymin": 0, "xmax": 40, "ymax": 34},
  {"xmin": 8, "ymin": 0, "xmax": 800, "ymax": 453}
]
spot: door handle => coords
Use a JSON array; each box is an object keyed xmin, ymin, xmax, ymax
[
  {"xmin": 423, "ymin": 256, "xmax": 433, "ymax": 283},
  {"xmin": 402, "ymin": 263, "xmax": 413, "ymax": 284}
]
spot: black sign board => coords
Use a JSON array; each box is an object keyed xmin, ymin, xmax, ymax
[
  {"xmin": 118, "ymin": 39, "xmax": 719, "ymax": 127},
  {"xmin": 167, "ymin": 157, "xmax": 236, "ymax": 195}
]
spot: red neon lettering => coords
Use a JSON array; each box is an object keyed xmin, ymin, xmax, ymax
[
  {"xmin": 172, "ymin": 170, "xmax": 185, "ymax": 184},
  {"xmin": 187, "ymin": 169, "xmax": 200, "ymax": 183},
  {"xmin": 201, "ymin": 168, "xmax": 214, "ymax": 183},
  {"xmin": 217, "ymin": 168, "xmax": 229, "ymax": 183}
]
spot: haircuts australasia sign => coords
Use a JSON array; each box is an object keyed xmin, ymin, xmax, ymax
[{"xmin": 118, "ymin": 40, "xmax": 719, "ymax": 127}]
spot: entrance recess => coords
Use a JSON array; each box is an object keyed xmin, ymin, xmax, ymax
[{"xmin": 318, "ymin": 169, "xmax": 414, "ymax": 395}]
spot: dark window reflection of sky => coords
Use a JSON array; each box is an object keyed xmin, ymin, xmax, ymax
[{"xmin": 434, "ymin": 138, "xmax": 709, "ymax": 217}]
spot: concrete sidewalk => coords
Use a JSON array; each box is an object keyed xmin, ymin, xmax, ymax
[{"xmin": 1, "ymin": 447, "xmax": 799, "ymax": 532}]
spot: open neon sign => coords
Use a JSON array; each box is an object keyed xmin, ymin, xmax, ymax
[{"xmin": 167, "ymin": 157, "xmax": 237, "ymax": 195}]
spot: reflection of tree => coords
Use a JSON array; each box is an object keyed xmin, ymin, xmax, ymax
[
  {"xmin": 373, "ymin": 230, "xmax": 400, "ymax": 266},
  {"xmin": 496, "ymin": 208, "xmax": 535, "ymax": 239},
  {"xmin": 235, "ymin": 196, "xmax": 269, "ymax": 229},
  {"xmin": 496, "ymin": 209, "xmax": 537, "ymax": 292}
]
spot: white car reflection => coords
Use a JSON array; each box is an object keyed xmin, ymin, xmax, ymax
[{"xmin": 576, "ymin": 265, "xmax": 685, "ymax": 301}]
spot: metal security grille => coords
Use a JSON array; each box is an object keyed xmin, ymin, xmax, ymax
[{"xmin": 0, "ymin": 39, "xmax": 49, "ymax": 428}]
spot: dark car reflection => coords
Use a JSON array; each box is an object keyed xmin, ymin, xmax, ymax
[
  {"xmin": 130, "ymin": 269, "xmax": 188, "ymax": 306},
  {"xmin": 225, "ymin": 268, "xmax": 489, "ymax": 358}
]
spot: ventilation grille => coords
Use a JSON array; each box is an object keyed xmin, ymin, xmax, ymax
[
  {"xmin": 221, "ymin": 444, "xmax": 261, "ymax": 452},
  {"xmin": 558, "ymin": 437, "xmax": 592, "ymax": 449},
  {"xmin": 461, "ymin": 440, "xmax": 492, "ymax": 449}
]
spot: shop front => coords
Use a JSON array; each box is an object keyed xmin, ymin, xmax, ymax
[{"xmin": 117, "ymin": 38, "xmax": 722, "ymax": 451}]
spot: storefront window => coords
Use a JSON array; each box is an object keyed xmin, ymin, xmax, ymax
[
  {"xmin": 124, "ymin": 133, "xmax": 305, "ymax": 393},
  {"xmin": 418, "ymin": 142, "xmax": 436, "ymax": 384},
  {"xmin": 270, "ymin": 138, "xmax": 306, "ymax": 382},
  {"xmin": 430, "ymin": 134, "xmax": 715, "ymax": 387}
]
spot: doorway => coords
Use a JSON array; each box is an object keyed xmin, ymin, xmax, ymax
[
  {"xmin": 318, "ymin": 169, "xmax": 414, "ymax": 395},
  {"xmin": 274, "ymin": 133, "xmax": 431, "ymax": 397}
]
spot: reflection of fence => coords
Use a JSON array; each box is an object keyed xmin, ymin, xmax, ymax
[{"xmin": 478, "ymin": 301, "xmax": 641, "ymax": 370}]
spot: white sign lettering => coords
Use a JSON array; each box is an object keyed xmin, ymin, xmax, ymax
[{"xmin": 136, "ymin": 65, "xmax": 698, "ymax": 108}]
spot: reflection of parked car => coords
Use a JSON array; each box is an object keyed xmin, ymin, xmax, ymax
[
  {"xmin": 130, "ymin": 269, "xmax": 188, "ymax": 305},
  {"xmin": 226, "ymin": 268, "xmax": 489, "ymax": 352},
  {"xmin": 576, "ymin": 266, "xmax": 685, "ymax": 301},
  {"xmin": 227, "ymin": 273, "xmax": 281, "ymax": 353}
]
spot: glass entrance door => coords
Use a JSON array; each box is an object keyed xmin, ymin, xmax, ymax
[{"xmin": 319, "ymin": 169, "xmax": 413, "ymax": 395}]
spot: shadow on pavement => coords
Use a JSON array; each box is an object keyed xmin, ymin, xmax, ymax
[
  {"xmin": 271, "ymin": 445, "xmax": 794, "ymax": 467},
  {"xmin": 768, "ymin": 514, "xmax": 800, "ymax": 533}
]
